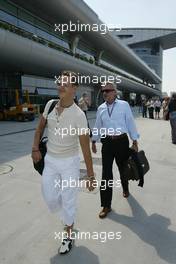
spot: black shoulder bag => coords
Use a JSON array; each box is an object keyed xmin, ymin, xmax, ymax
[
  {"xmin": 124, "ymin": 149, "xmax": 150, "ymax": 187},
  {"xmin": 33, "ymin": 100, "xmax": 58, "ymax": 175}
]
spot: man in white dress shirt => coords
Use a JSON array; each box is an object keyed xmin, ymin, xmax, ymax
[{"xmin": 92, "ymin": 82, "xmax": 139, "ymax": 218}]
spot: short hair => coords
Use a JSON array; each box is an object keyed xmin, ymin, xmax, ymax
[{"xmin": 60, "ymin": 70, "xmax": 78, "ymax": 86}]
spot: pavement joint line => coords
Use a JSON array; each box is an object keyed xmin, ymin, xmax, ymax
[{"xmin": 0, "ymin": 128, "xmax": 36, "ymax": 137}]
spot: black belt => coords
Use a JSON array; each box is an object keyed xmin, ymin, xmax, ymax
[{"xmin": 105, "ymin": 133, "xmax": 127, "ymax": 140}]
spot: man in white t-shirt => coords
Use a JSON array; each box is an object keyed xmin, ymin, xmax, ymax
[{"xmin": 31, "ymin": 71, "xmax": 95, "ymax": 254}]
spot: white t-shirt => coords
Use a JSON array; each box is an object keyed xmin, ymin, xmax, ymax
[
  {"xmin": 43, "ymin": 99, "xmax": 88, "ymax": 158},
  {"xmin": 154, "ymin": 100, "xmax": 161, "ymax": 108}
]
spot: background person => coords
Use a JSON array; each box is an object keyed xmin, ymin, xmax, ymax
[
  {"xmin": 142, "ymin": 99, "xmax": 147, "ymax": 118},
  {"xmin": 154, "ymin": 99, "xmax": 162, "ymax": 119},
  {"xmin": 147, "ymin": 99, "xmax": 154, "ymax": 119},
  {"xmin": 78, "ymin": 92, "xmax": 91, "ymax": 117},
  {"xmin": 168, "ymin": 93, "xmax": 176, "ymax": 144},
  {"xmin": 78, "ymin": 92, "xmax": 92, "ymax": 137},
  {"xmin": 162, "ymin": 97, "xmax": 170, "ymax": 120}
]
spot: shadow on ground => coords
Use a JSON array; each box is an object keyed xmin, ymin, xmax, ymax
[
  {"xmin": 108, "ymin": 195, "xmax": 176, "ymax": 264},
  {"xmin": 50, "ymin": 246, "xmax": 99, "ymax": 264}
]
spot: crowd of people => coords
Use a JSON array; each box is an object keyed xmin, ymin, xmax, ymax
[
  {"xmin": 141, "ymin": 94, "xmax": 176, "ymax": 144},
  {"xmin": 142, "ymin": 97, "xmax": 170, "ymax": 120}
]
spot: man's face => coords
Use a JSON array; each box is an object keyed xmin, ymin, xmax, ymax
[
  {"xmin": 57, "ymin": 75, "xmax": 76, "ymax": 98},
  {"xmin": 101, "ymin": 84, "xmax": 116, "ymax": 102}
]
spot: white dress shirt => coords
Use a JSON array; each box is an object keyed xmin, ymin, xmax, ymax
[{"xmin": 92, "ymin": 99, "xmax": 139, "ymax": 142}]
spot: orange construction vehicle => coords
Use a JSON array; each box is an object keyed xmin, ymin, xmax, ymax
[{"xmin": 0, "ymin": 89, "xmax": 35, "ymax": 121}]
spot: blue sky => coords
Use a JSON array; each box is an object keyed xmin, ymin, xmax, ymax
[{"xmin": 84, "ymin": 0, "xmax": 176, "ymax": 95}]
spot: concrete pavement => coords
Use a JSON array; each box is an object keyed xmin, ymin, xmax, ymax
[{"xmin": 0, "ymin": 115, "xmax": 176, "ymax": 264}]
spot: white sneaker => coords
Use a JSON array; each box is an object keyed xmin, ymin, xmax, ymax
[{"xmin": 59, "ymin": 237, "xmax": 73, "ymax": 254}]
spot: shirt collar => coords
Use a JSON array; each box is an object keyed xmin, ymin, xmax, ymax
[{"xmin": 106, "ymin": 98, "xmax": 118, "ymax": 106}]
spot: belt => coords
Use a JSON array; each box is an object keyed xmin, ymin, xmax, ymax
[{"xmin": 106, "ymin": 133, "xmax": 127, "ymax": 140}]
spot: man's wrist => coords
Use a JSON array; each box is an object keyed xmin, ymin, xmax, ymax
[
  {"xmin": 87, "ymin": 176, "xmax": 95, "ymax": 179},
  {"xmin": 32, "ymin": 146, "xmax": 39, "ymax": 151},
  {"xmin": 132, "ymin": 140, "xmax": 138, "ymax": 146},
  {"xmin": 86, "ymin": 175, "xmax": 95, "ymax": 181},
  {"xmin": 87, "ymin": 171, "xmax": 95, "ymax": 177}
]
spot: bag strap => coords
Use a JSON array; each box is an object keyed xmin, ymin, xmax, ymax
[
  {"xmin": 44, "ymin": 100, "xmax": 58, "ymax": 127},
  {"xmin": 39, "ymin": 100, "xmax": 58, "ymax": 142},
  {"xmin": 47, "ymin": 100, "xmax": 58, "ymax": 116}
]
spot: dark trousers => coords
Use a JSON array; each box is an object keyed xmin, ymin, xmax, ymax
[
  {"xmin": 148, "ymin": 107, "xmax": 154, "ymax": 119},
  {"xmin": 142, "ymin": 106, "xmax": 147, "ymax": 118},
  {"xmin": 100, "ymin": 134, "xmax": 130, "ymax": 208},
  {"xmin": 170, "ymin": 118, "xmax": 176, "ymax": 143}
]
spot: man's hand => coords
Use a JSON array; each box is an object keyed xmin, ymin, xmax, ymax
[
  {"xmin": 131, "ymin": 141, "xmax": 138, "ymax": 152},
  {"xmin": 31, "ymin": 150, "xmax": 42, "ymax": 163},
  {"xmin": 92, "ymin": 142, "xmax": 97, "ymax": 153},
  {"xmin": 86, "ymin": 176, "xmax": 96, "ymax": 191}
]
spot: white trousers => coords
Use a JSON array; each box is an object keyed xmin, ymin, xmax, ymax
[{"xmin": 41, "ymin": 153, "xmax": 80, "ymax": 226}]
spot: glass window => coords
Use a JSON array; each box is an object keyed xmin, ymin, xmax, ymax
[
  {"xmin": 18, "ymin": 9, "xmax": 34, "ymax": 24},
  {"xmin": 0, "ymin": 6, "xmax": 70, "ymax": 51},
  {"xmin": 37, "ymin": 88, "xmax": 57, "ymax": 96},
  {"xmin": 50, "ymin": 36, "xmax": 69, "ymax": 49},
  {"xmin": 36, "ymin": 28, "xmax": 51, "ymax": 40},
  {"xmin": 34, "ymin": 18, "xmax": 50, "ymax": 32},
  {"xmin": 0, "ymin": 10, "xmax": 17, "ymax": 26},
  {"xmin": 18, "ymin": 19, "xmax": 36, "ymax": 34}
]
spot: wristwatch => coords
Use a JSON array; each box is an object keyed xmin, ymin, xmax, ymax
[{"xmin": 92, "ymin": 140, "xmax": 96, "ymax": 144}]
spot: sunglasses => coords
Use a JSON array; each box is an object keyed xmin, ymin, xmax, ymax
[{"xmin": 101, "ymin": 89, "xmax": 115, "ymax": 93}]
